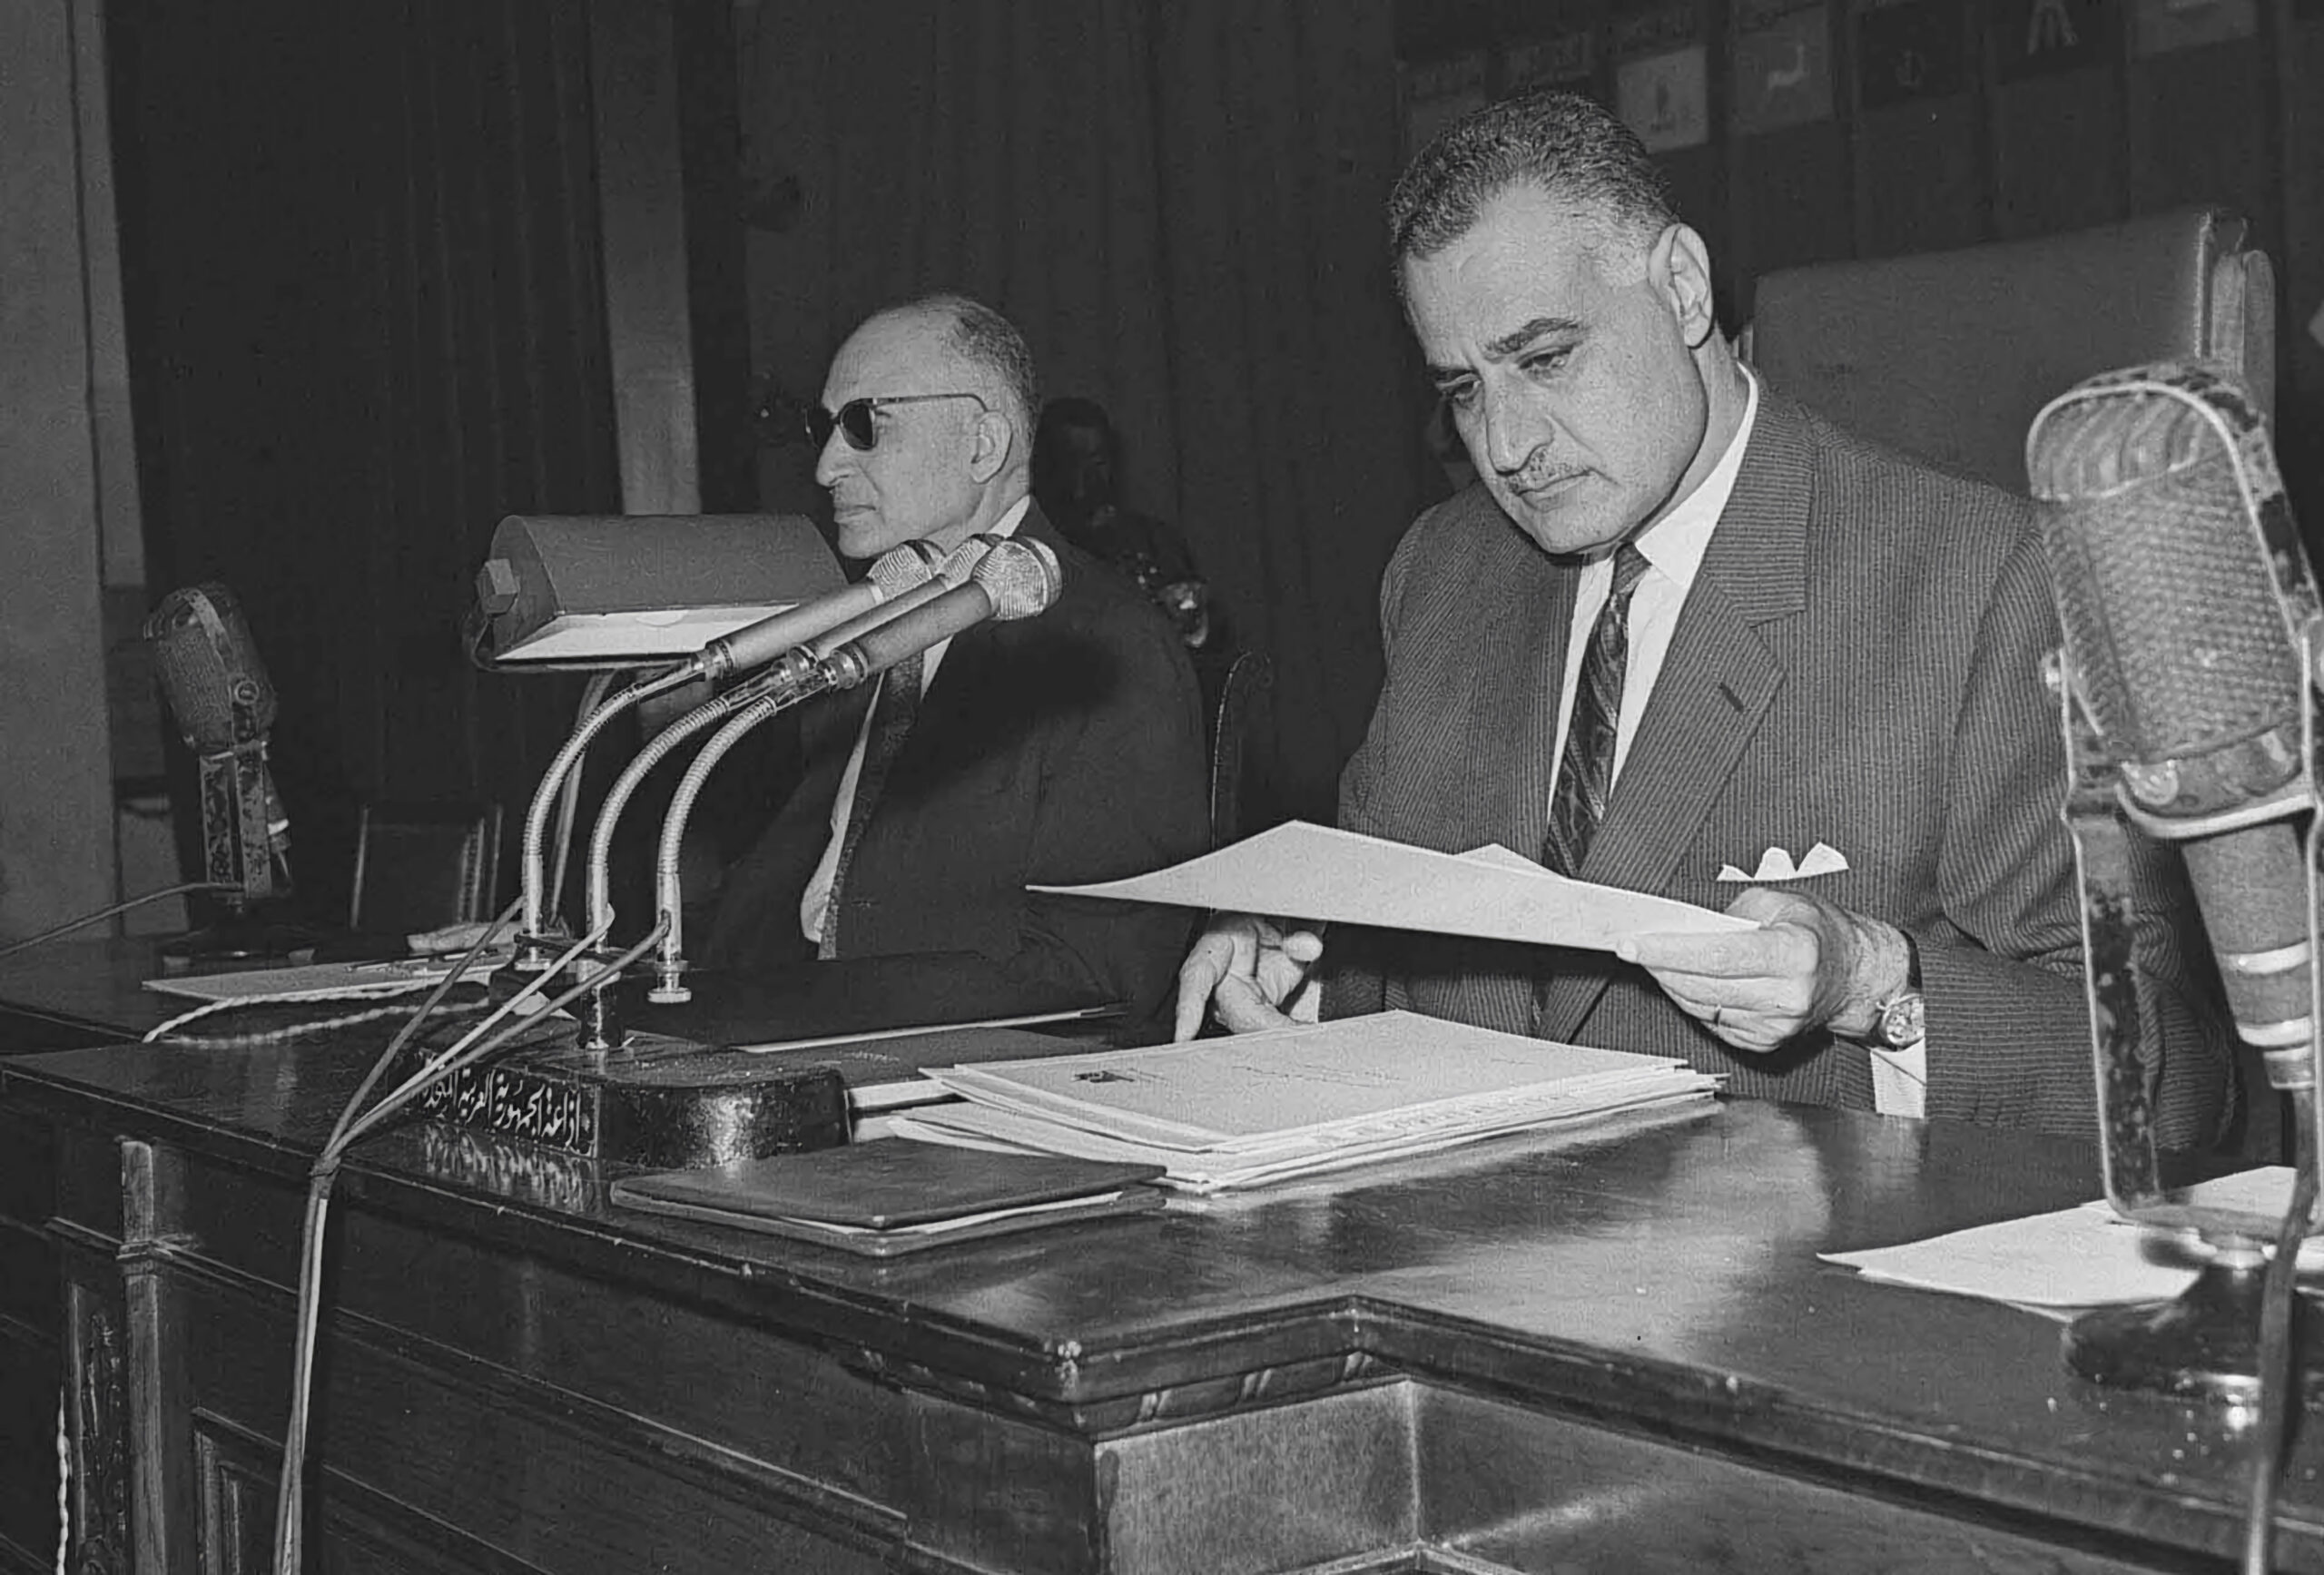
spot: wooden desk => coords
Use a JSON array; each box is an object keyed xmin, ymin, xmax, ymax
[
  {"xmin": 0, "ymin": 940, "xmax": 164, "ymax": 1575},
  {"xmin": 3, "ymin": 1012, "xmax": 2316, "ymax": 1575}
]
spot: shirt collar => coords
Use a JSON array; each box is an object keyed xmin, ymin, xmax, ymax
[{"xmin": 985, "ymin": 494, "xmax": 1032, "ymax": 540}]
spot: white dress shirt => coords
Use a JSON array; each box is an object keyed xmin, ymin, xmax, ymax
[{"xmin": 799, "ymin": 497, "xmax": 1032, "ymax": 943}]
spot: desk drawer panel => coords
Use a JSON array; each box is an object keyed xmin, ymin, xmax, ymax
[
  {"xmin": 1414, "ymin": 1386, "xmax": 2212, "ymax": 1574},
  {"xmin": 156, "ymin": 1141, "xmax": 907, "ymax": 1510},
  {"xmin": 0, "ymin": 1103, "xmax": 54, "ymax": 1230},
  {"xmin": 0, "ymin": 1225, "xmax": 54, "ymax": 1334},
  {"xmin": 174, "ymin": 1271, "xmax": 899, "ymax": 1574},
  {"xmin": 0, "ymin": 1334, "xmax": 60, "ymax": 1575}
]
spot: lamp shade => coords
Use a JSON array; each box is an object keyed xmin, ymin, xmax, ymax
[{"xmin": 474, "ymin": 514, "xmax": 843, "ymax": 667}]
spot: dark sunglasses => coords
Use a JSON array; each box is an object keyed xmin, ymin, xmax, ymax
[{"xmin": 807, "ymin": 391, "xmax": 989, "ymax": 452}]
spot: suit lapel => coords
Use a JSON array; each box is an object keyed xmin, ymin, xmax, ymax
[
  {"xmin": 1533, "ymin": 395, "xmax": 1817, "ymax": 1041},
  {"xmin": 1490, "ymin": 549, "xmax": 1581, "ymax": 861},
  {"xmin": 850, "ymin": 504, "xmax": 1065, "ymax": 812}
]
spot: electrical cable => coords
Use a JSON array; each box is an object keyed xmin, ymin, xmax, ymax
[
  {"xmin": 151, "ymin": 997, "xmax": 493, "ymax": 1050},
  {"xmin": 143, "ymin": 979, "xmax": 462, "ymax": 1043},
  {"xmin": 0, "ymin": 881, "xmax": 236, "ymax": 963},
  {"xmin": 2241, "ymin": 1089, "xmax": 2319, "ymax": 1575},
  {"xmin": 268, "ymin": 912, "xmax": 667, "ymax": 1575}
]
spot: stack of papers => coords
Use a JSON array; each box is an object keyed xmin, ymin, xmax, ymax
[
  {"xmin": 887, "ymin": 1009, "xmax": 1721, "ymax": 1193},
  {"xmin": 1820, "ymin": 1167, "xmax": 2319, "ymax": 1314}
]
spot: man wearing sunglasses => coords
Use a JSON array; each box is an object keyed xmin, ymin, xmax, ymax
[{"xmin": 705, "ymin": 294, "xmax": 1210, "ymax": 1020}]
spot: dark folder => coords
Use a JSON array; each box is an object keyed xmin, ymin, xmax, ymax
[{"xmin": 609, "ymin": 1140, "xmax": 1164, "ymax": 1256}]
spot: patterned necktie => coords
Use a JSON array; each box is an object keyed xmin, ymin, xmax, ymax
[
  {"xmin": 1543, "ymin": 543, "xmax": 1650, "ymax": 876},
  {"xmin": 817, "ymin": 651, "xmax": 923, "ymax": 959}
]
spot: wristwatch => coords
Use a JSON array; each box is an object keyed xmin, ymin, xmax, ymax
[{"xmin": 1868, "ymin": 931, "xmax": 1925, "ymax": 1049}]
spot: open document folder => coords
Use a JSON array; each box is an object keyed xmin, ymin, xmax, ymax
[
  {"xmin": 886, "ymin": 1010, "xmax": 1722, "ymax": 1193},
  {"xmin": 1030, "ymin": 821, "xmax": 1751, "ymax": 951}
]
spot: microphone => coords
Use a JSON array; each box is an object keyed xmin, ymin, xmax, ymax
[
  {"xmin": 803, "ymin": 534, "xmax": 998, "ymax": 659},
  {"xmin": 817, "ymin": 537, "xmax": 1060, "ymax": 691},
  {"xmin": 143, "ymin": 584, "xmax": 293, "ymax": 910},
  {"xmin": 2029, "ymin": 363, "xmax": 2317, "ymax": 1080},
  {"xmin": 692, "ymin": 538, "xmax": 943, "ymax": 681},
  {"xmin": 2028, "ymin": 359, "xmax": 2324, "ymax": 1401},
  {"xmin": 512, "ymin": 539, "xmax": 950, "ymax": 959},
  {"xmin": 632, "ymin": 536, "xmax": 1061, "ymax": 1004}
]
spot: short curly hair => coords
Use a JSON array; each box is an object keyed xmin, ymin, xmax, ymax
[{"xmin": 1388, "ymin": 88, "xmax": 1675, "ymax": 286}]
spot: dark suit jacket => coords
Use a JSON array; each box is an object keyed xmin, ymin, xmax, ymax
[
  {"xmin": 1326, "ymin": 390, "xmax": 2232, "ymax": 1146},
  {"xmin": 704, "ymin": 508, "xmax": 1209, "ymax": 1019}
]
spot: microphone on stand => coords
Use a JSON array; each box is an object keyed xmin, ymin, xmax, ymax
[
  {"xmin": 508, "ymin": 540, "xmax": 947, "ymax": 968},
  {"xmin": 639, "ymin": 536, "xmax": 1063, "ymax": 1003},
  {"xmin": 816, "ymin": 536, "xmax": 1063, "ymax": 691},
  {"xmin": 143, "ymin": 584, "xmax": 311, "ymax": 965},
  {"xmin": 690, "ymin": 538, "xmax": 947, "ymax": 681},
  {"xmin": 2027, "ymin": 359, "xmax": 2322, "ymax": 1400}
]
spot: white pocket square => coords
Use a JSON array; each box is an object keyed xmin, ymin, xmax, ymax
[{"xmin": 1717, "ymin": 842, "xmax": 1850, "ymax": 882}]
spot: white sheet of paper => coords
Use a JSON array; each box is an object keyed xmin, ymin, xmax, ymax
[
  {"xmin": 1031, "ymin": 821, "xmax": 1749, "ymax": 952},
  {"xmin": 1820, "ymin": 1167, "xmax": 2316, "ymax": 1309},
  {"xmin": 143, "ymin": 952, "xmax": 512, "ymax": 1002}
]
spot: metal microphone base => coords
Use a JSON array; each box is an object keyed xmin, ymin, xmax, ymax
[
  {"xmin": 402, "ymin": 1024, "xmax": 848, "ymax": 1171},
  {"xmin": 2063, "ymin": 1243, "xmax": 2324, "ymax": 1403}
]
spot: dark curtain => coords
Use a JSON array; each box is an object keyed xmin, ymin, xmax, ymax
[
  {"xmin": 736, "ymin": 0, "xmax": 1434, "ymax": 821},
  {"xmin": 108, "ymin": 0, "xmax": 623, "ymax": 921}
]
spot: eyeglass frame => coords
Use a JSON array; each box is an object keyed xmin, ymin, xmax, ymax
[{"xmin": 806, "ymin": 391, "xmax": 991, "ymax": 452}]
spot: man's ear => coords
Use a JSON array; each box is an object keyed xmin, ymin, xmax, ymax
[
  {"xmin": 968, "ymin": 409, "xmax": 1014, "ymax": 483},
  {"xmin": 1654, "ymin": 222, "xmax": 1718, "ymax": 349}
]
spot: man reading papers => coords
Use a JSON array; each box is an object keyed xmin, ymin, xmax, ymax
[{"xmin": 1176, "ymin": 90, "xmax": 2232, "ymax": 1144}]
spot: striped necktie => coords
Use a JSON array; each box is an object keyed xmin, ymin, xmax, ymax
[{"xmin": 1543, "ymin": 543, "xmax": 1650, "ymax": 876}]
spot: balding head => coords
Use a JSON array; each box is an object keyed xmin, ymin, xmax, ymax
[{"xmin": 814, "ymin": 296, "xmax": 1040, "ymax": 558}]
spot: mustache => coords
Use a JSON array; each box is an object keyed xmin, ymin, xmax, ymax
[{"xmin": 1502, "ymin": 458, "xmax": 1585, "ymax": 492}]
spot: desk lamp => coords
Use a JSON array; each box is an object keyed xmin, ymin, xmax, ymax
[{"xmin": 468, "ymin": 513, "xmax": 858, "ymax": 965}]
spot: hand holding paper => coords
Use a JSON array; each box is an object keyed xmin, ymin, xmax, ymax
[
  {"xmin": 1042, "ymin": 822, "xmax": 1754, "ymax": 1043},
  {"xmin": 1618, "ymin": 886, "xmax": 1913, "ymax": 1054}
]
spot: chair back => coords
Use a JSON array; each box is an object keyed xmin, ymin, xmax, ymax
[
  {"xmin": 1742, "ymin": 206, "xmax": 2276, "ymax": 493},
  {"xmin": 1192, "ymin": 650, "xmax": 1274, "ymax": 850},
  {"xmin": 349, "ymin": 801, "xmax": 505, "ymax": 935},
  {"xmin": 1753, "ymin": 209, "xmax": 2281, "ymax": 1160}
]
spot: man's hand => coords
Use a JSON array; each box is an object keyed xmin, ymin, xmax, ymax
[
  {"xmin": 1615, "ymin": 887, "xmax": 1912, "ymax": 1053},
  {"xmin": 1172, "ymin": 914, "xmax": 1324, "ymax": 1041}
]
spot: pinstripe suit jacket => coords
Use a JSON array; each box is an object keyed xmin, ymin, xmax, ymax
[{"xmin": 1326, "ymin": 391, "xmax": 2231, "ymax": 1146}]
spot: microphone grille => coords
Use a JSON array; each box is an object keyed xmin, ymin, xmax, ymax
[
  {"xmin": 866, "ymin": 539, "xmax": 944, "ymax": 596},
  {"xmin": 971, "ymin": 538, "xmax": 1061, "ymax": 620},
  {"xmin": 143, "ymin": 583, "xmax": 277, "ymax": 752},
  {"xmin": 2027, "ymin": 364, "xmax": 2309, "ymax": 792},
  {"xmin": 938, "ymin": 535, "xmax": 999, "ymax": 587}
]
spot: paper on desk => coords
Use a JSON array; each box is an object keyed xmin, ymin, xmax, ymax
[
  {"xmin": 900, "ymin": 1010, "xmax": 1721, "ymax": 1192},
  {"xmin": 1031, "ymin": 821, "xmax": 1750, "ymax": 952},
  {"xmin": 143, "ymin": 952, "xmax": 513, "ymax": 1003},
  {"xmin": 1820, "ymin": 1167, "xmax": 2318, "ymax": 1311}
]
